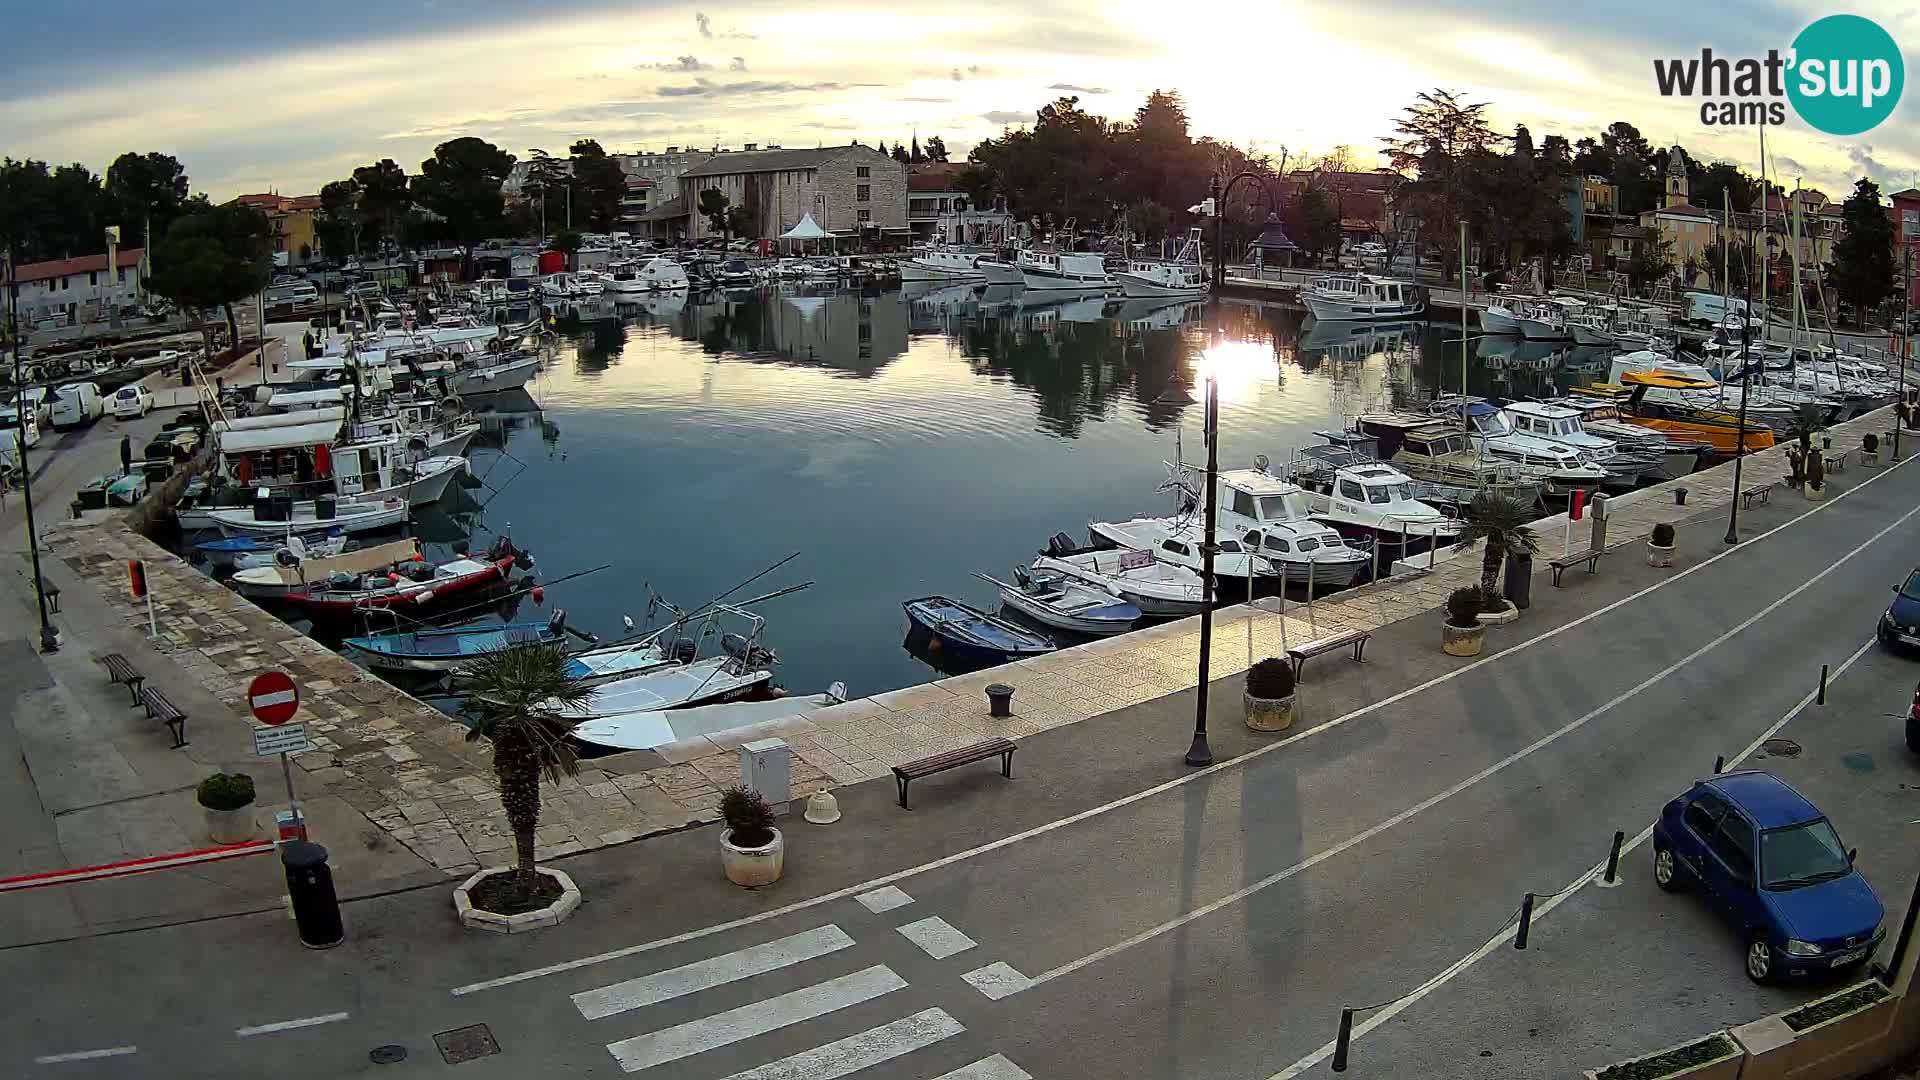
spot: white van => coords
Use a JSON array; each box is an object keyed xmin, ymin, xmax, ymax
[
  {"xmin": 50, "ymin": 382, "xmax": 104, "ymax": 430},
  {"xmin": 1683, "ymin": 291, "xmax": 1755, "ymax": 329}
]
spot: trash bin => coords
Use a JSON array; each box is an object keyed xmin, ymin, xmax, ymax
[
  {"xmin": 1503, "ymin": 551, "xmax": 1533, "ymax": 611},
  {"xmin": 282, "ymin": 841, "xmax": 343, "ymax": 949},
  {"xmin": 315, "ymin": 494, "xmax": 337, "ymax": 521}
]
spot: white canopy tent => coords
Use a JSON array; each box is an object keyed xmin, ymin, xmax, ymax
[{"xmin": 779, "ymin": 213, "xmax": 835, "ymax": 255}]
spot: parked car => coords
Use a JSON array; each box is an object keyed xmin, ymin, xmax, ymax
[
  {"xmin": 1876, "ymin": 569, "xmax": 1920, "ymax": 651},
  {"xmin": 347, "ymin": 280, "xmax": 385, "ymax": 300},
  {"xmin": 49, "ymin": 382, "xmax": 104, "ymax": 430},
  {"xmin": 110, "ymin": 384, "xmax": 154, "ymax": 419},
  {"xmin": 1652, "ymin": 771, "xmax": 1884, "ymax": 983}
]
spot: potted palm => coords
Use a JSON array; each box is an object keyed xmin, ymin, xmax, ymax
[
  {"xmin": 1442, "ymin": 587, "xmax": 1488, "ymax": 656},
  {"xmin": 1647, "ymin": 522, "xmax": 1676, "ymax": 567},
  {"xmin": 1460, "ymin": 490, "xmax": 1538, "ymax": 622},
  {"xmin": 198, "ymin": 772, "xmax": 257, "ymax": 844},
  {"xmin": 1244, "ymin": 657, "xmax": 1296, "ymax": 732},
  {"xmin": 1861, "ymin": 432, "xmax": 1880, "ymax": 468},
  {"xmin": 453, "ymin": 645, "xmax": 590, "ymax": 932},
  {"xmin": 720, "ymin": 785, "xmax": 784, "ymax": 887}
]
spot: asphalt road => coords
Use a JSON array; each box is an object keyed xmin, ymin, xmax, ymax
[{"xmin": 4, "ymin": 456, "xmax": 1919, "ymax": 1078}]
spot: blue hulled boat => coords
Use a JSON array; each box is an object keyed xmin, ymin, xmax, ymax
[
  {"xmin": 903, "ymin": 596, "xmax": 1054, "ymax": 665},
  {"xmin": 193, "ymin": 528, "xmax": 344, "ymax": 568},
  {"xmin": 343, "ymin": 612, "xmax": 569, "ymax": 674}
]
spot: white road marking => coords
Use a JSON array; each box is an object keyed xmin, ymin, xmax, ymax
[
  {"xmin": 33, "ymin": 1047, "xmax": 138, "ymax": 1064},
  {"xmin": 449, "ymin": 453, "xmax": 1914, "ymax": 998},
  {"xmin": 234, "ymin": 1012, "xmax": 350, "ymax": 1038},
  {"xmin": 715, "ymin": 1007, "xmax": 963, "ymax": 1080},
  {"xmin": 573, "ymin": 925, "xmax": 855, "ymax": 1021},
  {"xmin": 935, "ymin": 1054, "xmax": 1036, "ymax": 1079},
  {"xmin": 1019, "ymin": 499, "xmax": 1920, "ymax": 996},
  {"xmin": 896, "ymin": 916, "xmax": 977, "ymax": 960},
  {"xmin": 961, "ymin": 962, "xmax": 1032, "ymax": 1000},
  {"xmin": 605, "ymin": 964, "xmax": 907, "ymax": 1073},
  {"xmin": 1266, "ymin": 632, "xmax": 1881, "ymax": 1079},
  {"xmin": 854, "ymin": 885, "xmax": 914, "ymax": 914}
]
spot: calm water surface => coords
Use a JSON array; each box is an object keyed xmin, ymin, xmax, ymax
[{"xmin": 438, "ymin": 285, "xmax": 1603, "ymax": 701}]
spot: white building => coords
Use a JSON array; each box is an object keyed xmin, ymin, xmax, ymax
[{"xmin": 2, "ymin": 248, "xmax": 147, "ymax": 327}]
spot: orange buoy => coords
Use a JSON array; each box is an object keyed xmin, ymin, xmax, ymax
[{"xmin": 531, "ymin": 585, "xmax": 545, "ymax": 606}]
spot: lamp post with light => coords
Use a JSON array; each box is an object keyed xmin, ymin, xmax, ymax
[{"xmin": 6, "ymin": 246, "xmax": 60, "ymax": 653}]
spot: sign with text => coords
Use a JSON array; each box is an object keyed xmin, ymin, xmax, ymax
[
  {"xmin": 247, "ymin": 671, "xmax": 300, "ymax": 726},
  {"xmin": 252, "ymin": 722, "xmax": 311, "ymax": 757}
]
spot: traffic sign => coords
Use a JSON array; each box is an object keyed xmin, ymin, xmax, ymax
[
  {"xmin": 248, "ymin": 671, "xmax": 300, "ymax": 725},
  {"xmin": 253, "ymin": 722, "xmax": 311, "ymax": 757}
]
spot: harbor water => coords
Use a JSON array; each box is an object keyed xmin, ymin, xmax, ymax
[{"xmin": 400, "ymin": 284, "xmax": 1608, "ymax": 702}]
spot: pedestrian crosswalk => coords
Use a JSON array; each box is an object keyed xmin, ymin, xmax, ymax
[{"xmin": 570, "ymin": 905, "xmax": 1033, "ymax": 1078}]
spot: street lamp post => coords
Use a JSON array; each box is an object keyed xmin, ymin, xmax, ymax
[
  {"xmin": 6, "ymin": 247, "xmax": 60, "ymax": 653},
  {"xmin": 1725, "ymin": 225, "xmax": 1756, "ymax": 545},
  {"xmin": 1898, "ymin": 246, "xmax": 1912, "ymax": 463},
  {"xmin": 1187, "ymin": 370, "xmax": 1220, "ymax": 767}
]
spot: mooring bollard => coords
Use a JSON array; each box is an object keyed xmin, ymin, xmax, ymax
[
  {"xmin": 1713, "ymin": 754, "xmax": 1725, "ymax": 774},
  {"xmin": 1514, "ymin": 892, "xmax": 1535, "ymax": 950},
  {"xmin": 1603, "ymin": 830, "xmax": 1625, "ymax": 885},
  {"xmin": 986, "ymin": 683, "xmax": 1015, "ymax": 718},
  {"xmin": 1818, "ymin": 664, "xmax": 1829, "ymax": 705},
  {"xmin": 1331, "ymin": 1007, "xmax": 1355, "ymax": 1072},
  {"xmin": 1674, "ymin": 487, "xmax": 1688, "ymax": 506}
]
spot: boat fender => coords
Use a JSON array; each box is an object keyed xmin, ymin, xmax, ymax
[
  {"xmin": 828, "ymin": 681, "xmax": 848, "ymax": 704},
  {"xmin": 414, "ymin": 590, "xmax": 436, "ymax": 605},
  {"xmin": 531, "ymin": 585, "xmax": 545, "ymax": 606}
]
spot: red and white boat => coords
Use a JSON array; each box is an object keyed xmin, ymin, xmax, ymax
[{"xmin": 286, "ymin": 540, "xmax": 528, "ymax": 615}]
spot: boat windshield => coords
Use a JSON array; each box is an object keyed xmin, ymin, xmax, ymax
[
  {"xmin": 1366, "ymin": 483, "xmax": 1412, "ymax": 504},
  {"xmin": 1760, "ymin": 819, "xmax": 1850, "ymax": 890},
  {"xmin": 1256, "ymin": 492, "xmax": 1312, "ymax": 521}
]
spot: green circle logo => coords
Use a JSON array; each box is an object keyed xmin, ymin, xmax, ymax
[{"xmin": 1787, "ymin": 15, "xmax": 1904, "ymax": 135}]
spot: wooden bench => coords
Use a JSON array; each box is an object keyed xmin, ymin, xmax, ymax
[
  {"xmin": 893, "ymin": 737, "xmax": 1015, "ymax": 809},
  {"xmin": 135, "ymin": 685, "xmax": 189, "ymax": 748},
  {"xmin": 98, "ymin": 653, "xmax": 145, "ymax": 704},
  {"xmin": 1287, "ymin": 629, "xmax": 1372, "ymax": 679},
  {"xmin": 1548, "ymin": 548, "xmax": 1605, "ymax": 587},
  {"xmin": 1740, "ymin": 483, "xmax": 1773, "ymax": 510}
]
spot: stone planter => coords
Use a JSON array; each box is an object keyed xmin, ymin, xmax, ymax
[
  {"xmin": 1732, "ymin": 980, "xmax": 1897, "ymax": 1080},
  {"xmin": 1244, "ymin": 691, "xmax": 1295, "ymax": 732},
  {"xmin": 1647, "ymin": 542, "xmax": 1675, "ymax": 568},
  {"xmin": 721, "ymin": 826, "xmax": 785, "ymax": 887},
  {"xmin": 1476, "ymin": 600, "xmax": 1519, "ymax": 626},
  {"xmin": 1804, "ymin": 483, "xmax": 1827, "ymax": 502},
  {"xmin": 1581, "ymin": 1032, "xmax": 1742, "ymax": 1080},
  {"xmin": 205, "ymin": 804, "xmax": 256, "ymax": 844},
  {"xmin": 1860, "ymin": 451, "xmax": 1880, "ymax": 469},
  {"xmin": 1442, "ymin": 621, "xmax": 1485, "ymax": 657},
  {"xmin": 453, "ymin": 866, "xmax": 582, "ymax": 934}
]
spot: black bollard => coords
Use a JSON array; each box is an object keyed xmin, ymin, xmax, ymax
[
  {"xmin": 1818, "ymin": 664, "xmax": 1829, "ymax": 705},
  {"xmin": 986, "ymin": 683, "xmax": 1015, "ymax": 719},
  {"xmin": 1514, "ymin": 893, "xmax": 1535, "ymax": 950},
  {"xmin": 1603, "ymin": 830, "xmax": 1625, "ymax": 885},
  {"xmin": 1713, "ymin": 755, "xmax": 1725, "ymax": 774},
  {"xmin": 1331, "ymin": 1008, "xmax": 1354, "ymax": 1072},
  {"xmin": 1674, "ymin": 487, "xmax": 1688, "ymax": 506},
  {"xmin": 282, "ymin": 841, "xmax": 344, "ymax": 949}
]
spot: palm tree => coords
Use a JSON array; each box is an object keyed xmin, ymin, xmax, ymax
[
  {"xmin": 1460, "ymin": 490, "xmax": 1540, "ymax": 598},
  {"xmin": 459, "ymin": 645, "xmax": 591, "ymax": 897}
]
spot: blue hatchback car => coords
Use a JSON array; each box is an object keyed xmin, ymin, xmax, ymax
[{"xmin": 1652, "ymin": 771, "xmax": 1884, "ymax": 983}]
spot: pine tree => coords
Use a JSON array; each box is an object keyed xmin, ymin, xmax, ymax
[{"xmin": 1830, "ymin": 177, "xmax": 1895, "ymax": 328}]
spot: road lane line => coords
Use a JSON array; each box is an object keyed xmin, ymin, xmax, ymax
[
  {"xmin": 605, "ymin": 964, "xmax": 907, "ymax": 1073},
  {"xmin": 896, "ymin": 916, "xmax": 976, "ymax": 960},
  {"xmin": 935, "ymin": 1054, "xmax": 1036, "ymax": 1079},
  {"xmin": 234, "ymin": 1012, "xmax": 350, "ymax": 1038},
  {"xmin": 450, "ymin": 452, "xmax": 1915, "ymax": 998},
  {"xmin": 715, "ymin": 1007, "xmax": 963, "ymax": 1080},
  {"xmin": 33, "ymin": 1047, "xmax": 138, "ymax": 1064},
  {"xmin": 573, "ymin": 925, "xmax": 855, "ymax": 1021},
  {"xmin": 1021, "ymin": 505, "xmax": 1920, "ymax": 994},
  {"xmin": 1267, "ymin": 632, "xmax": 1880, "ymax": 1079}
]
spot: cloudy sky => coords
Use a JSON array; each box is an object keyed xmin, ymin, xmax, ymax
[{"xmin": 2, "ymin": 0, "xmax": 1914, "ymax": 201}]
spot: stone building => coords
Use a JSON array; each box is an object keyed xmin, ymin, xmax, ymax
[{"xmin": 678, "ymin": 145, "xmax": 908, "ymax": 244}]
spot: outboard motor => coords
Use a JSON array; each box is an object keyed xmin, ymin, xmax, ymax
[
  {"xmin": 514, "ymin": 546, "xmax": 536, "ymax": 572},
  {"xmin": 487, "ymin": 534, "xmax": 512, "ymax": 561},
  {"xmin": 547, "ymin": 608, "xmax": 567, "ymax": 635},
  {"xmin": 669, "ymin": 639, "xmax": 698, "ymax": 665},
  {"xmin": 1046, "ymin": 532, "xmax": 1078, "ymax": 558},
  {"xmin": 721, "ymin": 633, "xmax": 776, "ymax": 668},
  {"xmin": 827, "ymin": 681, "xmax": 848, "ymax": 704},
  {"xmin": 274, "ymin": 548, "xmax": 301, "ymax": 569}
]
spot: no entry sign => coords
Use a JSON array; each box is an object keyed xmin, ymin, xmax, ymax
[{"xmin": 248, "ymin": 671, "xmax": 300, "ymax": 726}]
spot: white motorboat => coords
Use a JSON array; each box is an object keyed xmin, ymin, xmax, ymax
[
  {"xmin": 899, "ymin": 248, "xmax": 986, "ymax": 283},
  {"xmin": 555, "ymin": 655, "xmax": 773, "ymax": 721},
  {"xmin": 1518, "ymin": 297, "xmax": 1584, "ymax": 341},
  {"xmin": 1501, "ymin": 400, "xmax": 1663, "ymax": 489},
  {"xmin": 572, "ymin": 684, "xmax": 848, "ymax": 752},
  {"xmin": 1346, "ymin": 417, "xmax": 1547, "ymax": 506},
  {"xmin": 976, "ymin": 568, "xmax": 1140, "ymax": 636},
  {"xmin": 1548, "ymin": 397, "xmax": 1709, "ymax": 481},
  {"xmin": 1449, "ymin": 400, "xmax": 1608, "ymax": 495},
  {"xmin": 1479, "ymin": 295, "xmax": 1527, "ymax": 335},
  {"xmin": 1086, "ymin": 517, "xmax": 1279, "ymax": 584},
  {"xmin": 559, "ymin": 638, "xmax": 676, "ymax": 688},
  {"xmin": 1168, "ymin": 464, "xmax": 1373, "ymax": 587},
  {"xmin": 1286, "ymin": 449, "xmax": 1464, "ymax": 551},
  {"xmin": 1300, "ymin": 273, "xmax": 1425, "ymax": 321},
  {"xmin": 1018, "ymin": 249, "xmax": 1115, "ymax": 293},
  {"xmin": 604, "ymin": 262, "xmax": 651, "ymax": 295},
  {"xmin": 1032, "ymin": 537, "xmax": 1208, "ymax": 616},
  {"xmin": 977, "ymin": 255, "xmax": 1025, "ymax": 286},
  {"xmin": 449, "ymin": 355, "xmax": 539, "ymax": 395},
  {"xmin": 1115, "ymin": 229, "xmax": 1208, "ymax": 298},
  {"xmin": 207, "ymin": 496, "xmax": 411, "ymax": 539},
  {"xmin": 608, "ymin": 256, "xmax": 690, "ymax": 294},
  {"xmin": 539, "ymin": 272, "xmax": 602, "ymax": 300}
]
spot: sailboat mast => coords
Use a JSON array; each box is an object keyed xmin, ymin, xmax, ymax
[
  {"xmin": 1459, "ymin": 219, "xmax": 1469, "ymax": 437},
  {"xmin": 1758, "ymin": 125, "xmax": 1770, "ymax": 350}
]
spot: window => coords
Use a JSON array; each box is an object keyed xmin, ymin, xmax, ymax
[
  {"xmin": 1759, "ymin": 819, "xmax": 1851, "ymax": 889},
  {"xmin": 1260, "ymin": 535, "xmax": 1291, "ymax": 553},
  {"xmin": 1161, "ymin": 540, "xmax": 1189, "ymax": 556},
  {"xmin": 1218, "ymin": 539, "xmax": 1243, "ymax": 553},
  {"xmin": 856, "ymin": 166, "xmax": 870, "ymax": 178},
  {"xmin": 1232, "ymin": 490, "xmax": 1257, "ymax": 518},
  {"xmin": 1682, "ymin": 791, "xmax": 1728, "ymax": 840},
  {"xmin": 1338, "ymin": 479, "xmax": 1365, "ymax": 501},
  {"xmin": 1708, "ymin": 815, "xmax": 1756, "ymax": 879},
  {"xmin": 1367, "ymin": 485, "xmax": 1391, "ymax": 505},
  {"xmin": 1256, "ymin": 491, "xmax": 1310, "ymax": 521},
  {"xmin": 88, "ymin": 271, "xmax": 98, "ymax": 286},
  {"xmin": 857, "ymin": 184, "xmax": 870, "ymax": 202},
  {"xmin": 1296, "ymin": 537, "xmax": 1321, "ymax": 552},
  {"xmin": 857, "ymin": 209, "xmax": 871, "ymax": 223}
]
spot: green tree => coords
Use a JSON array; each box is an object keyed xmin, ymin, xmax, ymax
[
  {"xmin": 1701, "ymin": 237, "xmax": 1753, "ymax": 292},
  {"xmin": 349, "ymin": 158, "xmax": 411, "ymax": 248},
  {"xmin": 1694, "ymin": 162, "xmax": 1759, "ymax": 214},
  {"xmin": 0, "ymin": 159, "xmax": 53, "ymax": 258},
  {"xmin": 315, "ymin": 179, "xmax": 362, "ymax": 260},
  {"xmin": 458, "ymin": 645, "xmax": 592, "ymax": 898},
  {"xmin": 1830, "ymin": 177, "xmax": 1895, "ymax": 328},
  {"xmin": 1381, "ymin": 88, "xmax": 1501, "ymax": 276},
  {"xmin": 891, "ymin": 143, "xmax": 910, "ymax": 164},
  {"xmin": 725, "ymin": 204, "xmax": 754, "ymax": 241},
  {"xmin": 104, "ymin": 151, "xmax": 190, "ymax": 249},
  {"xmin": 0, "ymin": 159, "xmax": 111, "ymax": 262},
  {"xmin": 1291, "ymin": 186, "xmax": 1340, "ymax": 264},
  {"xmin": 568, "ymin": 139, "xmax": 627, "ymax": 233},
  {"xmin": 1625, "ymin": 234, "xmax": 1675, "ymax": 295},
  {"xmin": 697, "ymin": 188, "xmax": 732, "ymax": 239},
  {"xmin": 523, "ymin": 149, "xmax": 567, "ymax": 236},
  {"xmin": 923, "ymin": 135, "xmax": 949, "ymax": 163},
  {"xmin": 1125, "ymin": 198, "xmax": 1172, "ymax": 244},
  {"xmin": 1459, "ymin": 490, "xmax": 1539, "ymax": 599},
  {"xmin": 144, "ymin": 204, "xmax": 272, "ymax": 357},
  {"xmin": 413, "ymin": 138, "xmax": 512, "ymax": 255}
]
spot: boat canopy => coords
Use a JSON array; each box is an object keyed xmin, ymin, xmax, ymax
[{"xmin": 218, "ymin": 418, "xmax": 344, "ymax": 454}]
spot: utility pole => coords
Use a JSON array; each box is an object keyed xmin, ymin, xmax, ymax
[
  {"xmin": 1900, "ymin": 247, "xmax": 1912, "ymax": 463},
  {"xmin": 6, "ymin": 247, "xmax": 60, "ymax": 653}
]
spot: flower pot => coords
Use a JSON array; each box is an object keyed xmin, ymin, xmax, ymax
[
  {"xmin": 205, "ymin": 804, "xmax": 256, "ymax": 844},
  {"xmin": 1861, "ymin": 451, "xmax": 1880, "ymax": 469},
  {"xmin": 1647, "ymin": 542, "xmax": 1674, "ymax": 568},
  {"xmin": 1244, "ymin": 690, "xmax": 1295, "ymax": 732},
  {"xmin": 1803, "ymin": 483, "xmax": 1826, "ymax": 502},
  {"xmin": 721, "ymin": 826, "xmax": 784, "ymax": 887},
  {"xmin": 1442, "ymin": 621, "xmax": 1485, "ymax": 657}
]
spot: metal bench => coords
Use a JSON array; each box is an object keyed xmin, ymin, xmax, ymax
[
  {"xmin": 1823, "ymin": 451, "xmax": 1847, "ymax": 474},
  {"xmin": 40, "ymin": 578, "xmax": 60, "ymax": 614},
  {"xmin": 1740, "ymin": 483, "xmax": 1773, "ymax": 510},
  {"xmin": 135, "ymin": 685, "xmax": 189, "ymax": 748},
  {"xmin": 893, "ymin": 737, "xmax": 1015, "ymax": 809},
  {"xmin": 98, "ymin": 653, "xmax": 145, "ymax": 704},
  {"xmin": 1548, "ymin": 548, "xmax": 1605, "ymax": 587},
  {"xmin": 1286, "ymin": 629, "xmax": 1372, "ymax": 679}
]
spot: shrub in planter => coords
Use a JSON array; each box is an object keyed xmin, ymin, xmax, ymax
[
  {"xmin": 1590, "ymin": 1033, "xmax": 1738, "ymax": 1080},
  {"xmin": 1861, "ymin": 432, "xmax": 1880, "ymax": 467},
  {"xmin": 1647, "ymin": 522, "xmax": 1676, "ymax": 567},
  {"xmin": 719, "ymin": 785, "xmax": 784, "ymax": 887},
  {"xmin": 197, "ymin": 772, "xmax": 257, "ymax": 844},
  {"xmin": 1244, "ymin": 657, "xmax": 1296, "ymax": 732},
  {"xmin": 1442, "ymin": 587, "xmax": 1488, "ymax": 657}
]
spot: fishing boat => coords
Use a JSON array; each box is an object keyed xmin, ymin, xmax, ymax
[
  {"xmin": 903, "ymin": 596, "xmax": 1054, "ymax": 665},
  {"xmin": 341, "ymin": 611, "xmax": 572, "ymax": 674},
  {"xmin": 975, "ymin": 568, "xmax": 1141, "ymax": 636},
  {"xmin": 1547, "ymin": 396, "xmax": 1712, "ymax": 480},
  {"xmin": 1033, "ymin": 537, "xmax": 1209, "ymax": 616},
  {"xmin": 560, "ymin": 637, "xmax": 679, "ymax": 687},
  {"xmin": 284, "ymin": 548, "xmax": 522, "ymax": 616},
  {"xmin": 571, "ymin": 684, "xmax": 850, "ymax": 753},
  {"xmin": 230, "ymin": 537, "xmax": 421, "ymax": 599},
  {"xmin": 1300, "ymin": 273, "xmax": 1425, "ymax": 321},
  {"xmin": 1285, "ymin": 448, "xmax": 1464, "ymax": 551},
  {"xmin": 1166, "ymin": 464, "xmax": 1374, "ymax": 588},
  {"xmin": 1018, "ymin": 249, "xmax": 1116, "ymax": 293},
  {"xmin": 899, "ymin": 248, "xmax": 987, "ymax": 283},
  {"xmin": 1086, "ymin": 517, "xmax": 1279, "ymax": 584},
  {"xmin": 1114, "ymin": 229, "xmax": 1208, "ymax": 299},
  {"xmin": 555, "ymin": 652, "xmax": 772, "ymax": 720},
  {"xmin": 1439, "ymin": 400, "xmax": 1609, "ymax": 496},
  {"xmin": 977, "ymin": 251, "xmax": 1025, "ymax": 286},
  {"xmin": 1479, "ymin": 294, "xmax": 1529, "ymax": 336},
  {"xmin": 1568, "ymin": 376, "xmax": 1777, "ymax": 456},
  {"xmin": 1348, "ymin": 415, "xmax": 1547, "ymax": 506},
  {"xmin": 205, "ymin": 496, "xmax": 412, "ymax": 538},
  {"xmin": 1517, "ymin": 297, "xmax": 1584, "ymax": 341},
  {"xmin": 194, "ymin": 528, "xmax": 344, "ymax": 570}
]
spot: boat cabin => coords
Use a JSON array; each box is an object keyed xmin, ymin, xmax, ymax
[{"xmin": 1503, "ymin": 401, "xmax": 1610, "ymax": 449}]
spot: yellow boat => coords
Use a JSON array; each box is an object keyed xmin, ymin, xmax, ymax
[{"xmin": 1569, "ymin": 372, "xmax": 1775, "ymax": 456}]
